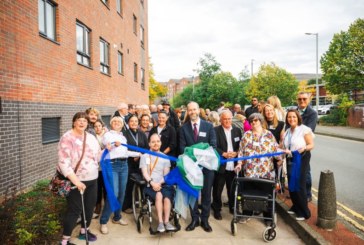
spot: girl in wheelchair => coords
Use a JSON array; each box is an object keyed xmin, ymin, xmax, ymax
[{"xmin": 139, "ymin": 133, "xmax": 177, "ymax": 233}]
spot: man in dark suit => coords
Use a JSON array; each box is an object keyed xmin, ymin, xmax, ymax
[
  {"xmin": 296, "ymin": 92, "xmax": 317, "ymax": 202},
  {"xmin": 211, "ymin": 110, "xmax": 242, "ymax": 220},
  {"xmin": 245, "ymin": 97, "xmax": 259, "ymax": 118},
  {"xmin": 179, "ymin": 101, "xmax": 217, "ymax": 232}
]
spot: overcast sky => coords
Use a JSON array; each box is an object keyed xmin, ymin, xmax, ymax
[{"xmin": 148, "ymin": 0, "xmax": 363, "ymax": 82}]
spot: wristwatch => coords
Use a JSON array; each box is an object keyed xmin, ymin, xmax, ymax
[{"xmin": 148, "ymin": 179, "xmax": 153, "ymax": 185}]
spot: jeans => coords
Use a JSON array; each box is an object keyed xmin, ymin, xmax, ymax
[{"xmin": 100, "ymin": 159, "xmax": 128, "ymax": 224}]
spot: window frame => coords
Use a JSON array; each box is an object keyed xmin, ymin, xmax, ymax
[
  {"xmin": 41, "ymin": 117, "xmax": 61, "ymax": 144},
  {"xmin": 38, "ymin": 0, "xmax": 57, "ymax": 41},
  {"xmin": 133, "ymin": 14, "xmax": 137, "ymax": 35},
  {"xmin": 140, "ymin": 25, "xmax": 144, "ymax": 48},
  {"xmin": 141, "ymin": 67, "xmax": 145, "ymax": 90},
  {"xmin": 117, "ymin": 51, "xmax": 124, "ymax": 75},
  {"xmin": 134, "ymin": 63, "xmax": 138, "ymax": 82},
  {"xmin": 76, "ymin": 21, "xmax": 91, "ymax": 67},
  {"xmin": 100, "ymin": 38, "xmax": 110, "ymax": 75},
  {"xmin": 116, "ymin": 0, "xmax": 122, "ymax": 15}
]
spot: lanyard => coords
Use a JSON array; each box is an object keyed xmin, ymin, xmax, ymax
[
  {"xmin": 128, "ymin": 130, "xmax": 138, "ymax": 145},
  {"xmin": 286, "ymin": 130, "xmax": 293, "ymax": 150},
  {"xmin": 149, "ymin": 155, "xmax": 159, "ymax": 175}
]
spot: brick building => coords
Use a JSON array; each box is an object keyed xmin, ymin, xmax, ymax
[
  {"xmin": 165, "ymin": 76, "xmax": 200, "ymax": 100},
  {"xmin": 0, "ymin": 0, "xmax": 149, "ymax": 197}
]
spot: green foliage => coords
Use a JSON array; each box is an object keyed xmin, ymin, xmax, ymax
[
  {"xmin": 172, "ymin": 53, "xmax": 250, "ymax": 109},
  {"xmin": 321, "ymin": 18, "xmax": 364, "ymax": 99},
  {"xmin": 320, "ymin": 94, "xmax": 355, "ymax": 125},
  {"xmin": 0, "ymin": 180, "xmax": 66, "ymax": 244},
  {"xmin": 246, "ymin": 63, "xmax": 299, "ymax": 106},
  {"xmin": 149, "ymin": 61, "xmax": 167, "ymax": 103}
]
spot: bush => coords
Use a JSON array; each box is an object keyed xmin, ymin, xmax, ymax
[
  {"xmin": 0, "ymin": 180, "xmax": 66, "ymax": 244},
  {"xmin": 320, "ymin": 94, "xmax": 354, "ymax": 126}
]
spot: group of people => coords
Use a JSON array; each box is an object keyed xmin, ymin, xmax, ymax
[{"xmin": 56, "ymin": 92, "xmax": 316, "ymax": 244}]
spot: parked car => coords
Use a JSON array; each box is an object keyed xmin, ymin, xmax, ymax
[{"xmin": 318, "ymin": 104, "xmax": 337, "ymax": 115}]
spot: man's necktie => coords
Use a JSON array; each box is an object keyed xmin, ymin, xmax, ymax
[{"xmin": 193, "ymin": 123, "xmax": 198, "ymax": 141}]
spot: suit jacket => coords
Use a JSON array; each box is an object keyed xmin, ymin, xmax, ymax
[
  {"xmin": 149, "ymin": 125, "xmax": 177, "ymax": 156},
  {"xmin": 214, "ymin": 125, "xmax": 242, "ymax": 173},
  {"xmin": 299, "ymin": 105, "xmax": 317, "ymax": 132},
  {"xmin": 178, "ymin": 119, "xmax": 217, "ymax": 154}
]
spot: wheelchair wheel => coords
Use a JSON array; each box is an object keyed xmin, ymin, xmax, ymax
[
  {"xmin": 173, "ymin": 213, "xmax": 181, "ymax": 231},
  {"xmin": 231, "ymin": 219, "xmax": 237, "ymax": 236},
  {"xmin": 137, "ymin": 216, "xmax": 144, "ymax": 233},
  {"xmin": 262, "ymin": 227, "xmax": 276, "ymax": 242},
  {"xmin": 132, "ymin": 183, "xmax": 142, "ymax": 223}
]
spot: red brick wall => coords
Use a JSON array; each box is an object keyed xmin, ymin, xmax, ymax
[{"xmin": 0, "ymin": 0, "xmax": 149, "ymax": 106}]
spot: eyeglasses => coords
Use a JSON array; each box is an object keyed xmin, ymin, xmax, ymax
[
  {"xmin": 252, "ymin": 99, "xmax": 257, "ymax": 101},
  {"xmin": 249, "ymin": 118, "xmax": 259, "ymax": 123},
  {"xmin": 297, "ymin": 98, "xmax": 308, "ymax": 101}
]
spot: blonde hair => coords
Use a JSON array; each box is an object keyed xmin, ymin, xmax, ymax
[
  {"xmin": 262, "ymin": 104, "xmax": 279, "ymax": 129},
  {"xmin": 267, "ymin": 95, "xmax": 286, "ymax": 121},
  {"xmin": 208, "ymin": 111, "xmax": 220, "ymax": 127}
]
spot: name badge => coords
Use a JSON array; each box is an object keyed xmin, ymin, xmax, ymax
[
  {"xmin": 75, "ymin": 139, "xmax": 83, "ymax": 146},
  {"xmin": 145, "ymin": 157, "xmax": 151, "ymax": 165},
  {"xmin": 199, "ymin": 132, "xmax": 207, "ymax": 137},
  {"xmin": 234, "ymin": 137, "xmax": 240, "ymax": 142}
]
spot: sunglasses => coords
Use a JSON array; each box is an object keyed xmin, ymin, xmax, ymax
[
  {"xmin": 249, "ymin": 118, "xmax": 259, "ymax": 123},
  {"xmin": 298, "ymin": 98, "xmax": 308, "ymax": 101}
]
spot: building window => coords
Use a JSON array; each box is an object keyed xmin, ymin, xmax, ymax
[
  {"xmin": 101, "ymin": 0, "xmax": 108, "ymax": 6},
  {"xmin": 116, "ymin": 0, "xmax": 122, "ymax": 14},
  {"xmin": 141, "ymin": 68, "xmax": 145, "ymax": 90},
  {"xmin": 140, "ymin": 25, "xmax": 144, "ymax": 48},
  {"xmin": 76, "ymin": 22, "xmax": 91, "ymax": 67},
  {"xmin": 133, "ymin": 14, "xmax": 137, "ymax": 35},
  {"xmin": 134, "ymin": 63, "xmax": 138, "ymax": 82},
  {"xmin": 118, "ymin": 51, "xmax": 123, "ymax": 74},
  {"xmin": 101, "ymin": 115, "xmax": 111, "ymax": 130},
  {"xmin": 38, "ymin": 0, "xmax": 56, "ymax": 41},
  {"xmin": 100, "ymin": 39, "xmax": 110, "ymax": 74},
  {"xmin": 42, "ymin": 117, "xmax": 60, "ymax": 144}
]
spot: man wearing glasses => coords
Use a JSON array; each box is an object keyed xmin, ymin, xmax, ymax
[
  {"xmin": 245, "ymin": 97, "xmax": 259, "ymax": 118},
  {"xmin": 296, "ymin": 92, "xmax": 317, "ymax": 202}
]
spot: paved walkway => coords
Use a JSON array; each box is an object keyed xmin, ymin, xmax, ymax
[
  {"xmin": 315, "ymin": 125, "xmax": 364, "ymax": 142},
  {"xmin": 70, "ymin": 204, "xmax": 304, "ymax": 244}
]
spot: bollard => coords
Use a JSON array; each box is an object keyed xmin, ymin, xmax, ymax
[{"xmin": 317, "ymin": 170, "xmax": 337, "ymax": 230}]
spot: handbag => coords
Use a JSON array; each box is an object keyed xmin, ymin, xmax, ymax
[{"xmin": 49, "ymin": 132, "xmax": 87, "ymax": 197}]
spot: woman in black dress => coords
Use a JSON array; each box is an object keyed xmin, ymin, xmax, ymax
[
  {"xmin": 122, "ymin": 114, "xmax": 149, "ymax": 212},
  {"xmin": 263, "ymin": 104, "xmax": 285, "ymax": 190}
]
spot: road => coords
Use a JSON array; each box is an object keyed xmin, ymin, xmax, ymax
[{"xmin": 311, "ymin": 134, "xmax": 364, "ymax": 234}]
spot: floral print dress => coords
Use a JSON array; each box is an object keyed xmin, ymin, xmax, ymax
[{"xmin": 238, "ymin": 129, "xmax": 280, "ymax": 180}]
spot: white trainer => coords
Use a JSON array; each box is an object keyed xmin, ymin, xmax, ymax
[{"xmin": 100, "ymin": 224, "xmax": 108, "ymax": 234}]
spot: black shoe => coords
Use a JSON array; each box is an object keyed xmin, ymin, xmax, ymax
[
  {"xmin": 201, "ymin": 221, "xmax": 212, "ymax": 232},
  {"xmin": 185, "ymin": 220, "xmax": 199, "ymax": 231},
  {"xmin": 213, "ymin": 212, "xmax": 222, "ymax": 220}
]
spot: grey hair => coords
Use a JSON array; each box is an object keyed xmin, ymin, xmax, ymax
[{"xmin": 248, "ymin": 113, "xmax": 265, "ymax": 123}]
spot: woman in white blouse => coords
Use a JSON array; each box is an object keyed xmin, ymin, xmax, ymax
[
  {"xmin": 99, "ymin": 116, "xmax": 140, "ymax": 234},
  {"xmin": 283, "ymin": 109, "xmax": 314, "ymax": 221}
]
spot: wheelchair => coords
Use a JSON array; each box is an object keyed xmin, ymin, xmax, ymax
[
  {"xmin": 231, "ymin": 176, "xmax": 277, "ymax": 242},
  {"xmin": 130, "ymin": 172, "xmax": 181, "ymax": 235}
]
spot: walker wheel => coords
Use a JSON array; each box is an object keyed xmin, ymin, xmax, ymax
[
  {"xmin": 231, "ymin": 219, "xmax": 237, "ymax": 236},
  {"xmin": 262, "ymin": 227, "xmax": 276, "ymax": 242},
  {"xmin": 137, "ymin": 216, "xmax": 143, "ymax": 233}
]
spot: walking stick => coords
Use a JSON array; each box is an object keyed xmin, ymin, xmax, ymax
[{"xmin": 80, "ymin": 189, "xmax": 89, "ymax": 245}]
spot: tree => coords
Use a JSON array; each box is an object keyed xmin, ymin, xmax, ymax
[
  {"xmin": 149, "ymin": 62, "xmax": 167, "ymax": 104},
  {"xmin": 321, "ymin": 18, "xmax": 364, "ymax": 100},
  {"xmin": 246, "ymin": 63, "xmax": 298, "ymax": 106}
]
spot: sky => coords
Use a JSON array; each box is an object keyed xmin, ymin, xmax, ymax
[{"xmin": 148, "ymin": 0, "xmax": 363, "ymax": 82}]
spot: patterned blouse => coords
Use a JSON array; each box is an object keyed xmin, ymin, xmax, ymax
[
  {"xmin": 57, "ymin": 130, "xmax": 101, "ymax": 181},
  {"xmin": 238, "ymin": 129, "xmax": 280, "ymax": 180}
]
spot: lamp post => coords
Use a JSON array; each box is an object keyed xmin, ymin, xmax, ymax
[{"xmin": 305, "ymin": 32, "xmax": 319, "ymax": 111}]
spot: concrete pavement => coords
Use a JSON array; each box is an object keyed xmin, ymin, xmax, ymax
[
  {"xmin": 70, "ymin": 203, "xmax": 304, "ymax": 244},
  {"xmin": 315, "ymin": 125, "xmax": 364, "ymax": 142}
]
